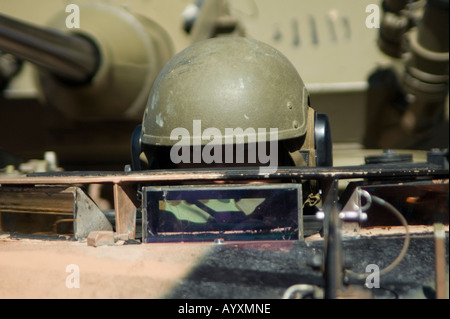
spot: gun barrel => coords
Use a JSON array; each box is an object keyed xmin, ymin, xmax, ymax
[{"xmin": 0, "ymin": 13, "xmax": 99, "ymax": 84}]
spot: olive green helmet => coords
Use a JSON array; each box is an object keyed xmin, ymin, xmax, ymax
[
  {"xmin": 141, "ymin": 37, "xmax": 309, "ymax": 147},
  {"xmin": 132, "ymin": 37, "xmax": 332, "ymax": 170}
]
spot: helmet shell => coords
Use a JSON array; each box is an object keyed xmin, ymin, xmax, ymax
[{"xmin": 141, "ymin": 37, "xmax": 309, "ymax": 146}]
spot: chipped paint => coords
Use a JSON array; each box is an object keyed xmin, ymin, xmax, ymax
[
  {"xmin": 150, "ymin": 90, "xmax": 159, "ymax": 111},
  {"xmin": 156, "ymin": 113, "xmax": 164, "ymax": 128}
]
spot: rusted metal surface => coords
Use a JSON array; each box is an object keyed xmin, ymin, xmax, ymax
[
  {"xmin": 340, "ymin": 180, "xmax": 449, "ymax": 235},
  {"xmin": 113, "ymin": 183, "xmax": 139, "ymax": 240},
  {"xmin": 0, "ymin": 186, "xmax": 74, "ymax": 235},
  {"xmin": 0, "ymin": 185, "xmax": 112, "ymax": 238},
  {"xmin": 0, "ymin": 164, "xmax": 447, "ymax": 185},
  {"xmin": 0, "ymin": 186, "xmax": 74, "ymax": 215}
]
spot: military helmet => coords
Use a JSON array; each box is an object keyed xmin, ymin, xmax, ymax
[
  {"xmin": 132, "ymin": 37, "xmax": 332, "ymax": 170},
  {"xmin": 141, "ymin": 37, "xmax": 309, "ymax": 147}
]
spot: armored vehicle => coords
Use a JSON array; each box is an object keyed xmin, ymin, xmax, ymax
[{"xmin": 0, "ymin": 0, "xmax": 448, "ymax": 301}]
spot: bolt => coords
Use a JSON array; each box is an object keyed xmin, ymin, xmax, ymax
[
  {"xmin": 339, "ymin": 211, "xmax": 368, "ymax": 222},
  {"xmin": 315, "ymin": 210, "xmax": 325, "ymax": 220}
]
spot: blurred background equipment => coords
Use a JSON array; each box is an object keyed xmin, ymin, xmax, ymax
[
  {"xmin": 0, "ymin": 2, "xmax": 174, "ymax": 121},
  {"xmin": 0, "ymin": 0, "xmax": 237, "ymax": 170},
  {"xmin": 364, "ymin": 0, "xmax": 449, "ymax": 150}
]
